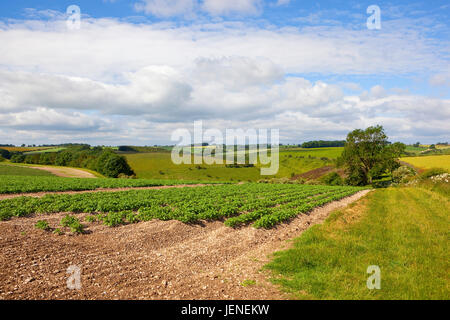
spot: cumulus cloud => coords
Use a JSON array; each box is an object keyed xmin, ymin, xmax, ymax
[
  {"xmin": 0, "ymin": 108, "xmax": 108, "ymax": 131},
  {"xmin": 0, "ymin": 67, "xmax": 192, "ymax": 118},
  {"xmin": 1, "ymin": 57, "xmax": 449, "ymax": 143},
  {"xmin": 0, "ymin": 13, "xmax": 449, "ymax": 144},
  {"xmin": 0, "ymin": 17, "xmax": 447, "ymax": 80}
]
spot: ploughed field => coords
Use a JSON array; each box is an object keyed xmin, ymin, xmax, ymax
[{"xmin": 0, "ymin": 184, "xmax": 364, "ymax": 229}]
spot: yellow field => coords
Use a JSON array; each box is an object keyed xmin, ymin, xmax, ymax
[{"xmin": 401, "ymin": 155, "xmax": 450, "ymax": 171}]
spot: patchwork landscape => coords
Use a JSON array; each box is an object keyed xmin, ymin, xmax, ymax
[
  {"xmin": 0, "ymin": 135, "xmax": 448, "ymax": 300},
  {"xmin": 0, "ymin": 0, "xmax": 449, "ymax": 306}
]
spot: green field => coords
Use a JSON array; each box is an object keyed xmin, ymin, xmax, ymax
[
  {"xmin": 126, "ymin": 147, "xmax": 343, "ymax": 182},
  {"xmin": 265, "ymin": 187, "xmax": 449, "ymax": 299},
  {"xmin": 0, "ymin": 163, "xmax": 54, "ymax": 176},
  {"xmin": 401, "ymin": 155, "xmax": 450, "ymax": 171},
  {"xmin": 0, "ymin": 184, "xmax": 363, "ymax": 228}
]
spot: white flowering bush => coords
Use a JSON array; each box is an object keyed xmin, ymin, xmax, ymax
[{"xmin": 429, "ymin": 173, "xmax": 450, "ymax": 183}]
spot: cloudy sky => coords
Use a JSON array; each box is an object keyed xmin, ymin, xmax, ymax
[{"xmin": 0, "ymin": 0, "xmax": 449, "ymax": 145}]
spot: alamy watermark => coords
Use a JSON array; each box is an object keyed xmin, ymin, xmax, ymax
[
  {"xmin": 171, "ymin": 121, "xmax": 279, "ymax": 175},
  {"xmin": 367, "ymin": 265, "xmax": 381, "ymax": 289},
  {"xmin": 367, "ymin": 5, "xmax": 381, "ymax": 30},
  {"xmin": 66, "ymin": 264, "xmax": 82, "ymax": 290},
  {"xmin": 66, "ymin": 5, "xmax": 81, "ymax": 30}
]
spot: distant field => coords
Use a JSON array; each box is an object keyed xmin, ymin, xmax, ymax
[
  {"xmin": 0, "ymin": 147, "xmax": 52, "ymax": 152},
  {"xmin": 404, "ymin": 145, "xmax": 428, "ymax": 155},
  {"xmin": 280, "ymin": 147, "xmax": 344, "ymax": 159},
  {"xmin": 23, "ymin": 147, "xmax": 66, "ymax": 155},
  {"xmin": 401, "ymin": 155, "xmax": 450, "ymax": 171},
  {"xmin": 0, "ymin": 164, "xmax": 54, "ymax": 176},
  {"xmin": 266, "ymin": 187, "xmax": 449, "ymax": 299},
  {"xmin": 126, "ymin": 148, "xmax": 340, "ymax": 181},
  {"xmin": 126, "ymin": 152, "xmax": 263, "ymax": 181}
]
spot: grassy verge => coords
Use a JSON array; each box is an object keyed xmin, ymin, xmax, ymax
[{"xmin": 265, "ymin": 187, "xmax": 449, "ymax": 299}]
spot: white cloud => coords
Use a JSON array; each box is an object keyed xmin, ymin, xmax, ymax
[
  {"xmin": 0, "ymin": 17, "xmax": 447, "ymax": 81},
  {"xmin": 201, "ymin": 0, "xmax": 262, "ymax": 16},
  {"xmin": 0, "ymin": 13, "xmax": 449, "ymax": 144},
  {"xmin": 1, "ymin": 59, "xmax": 449, "ymax": 144},
  {"xmin": 0, "ymin": 67, "xmax": 192, "ymax": 118},
  {"xmin": 134, "ymin": 0, "xmax": 197, "ymax": 18},
  {"xmin": 0, "ymin": 108, "xmax": 108, "ymax": 131}
]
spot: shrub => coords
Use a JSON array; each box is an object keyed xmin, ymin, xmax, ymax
[
  {"xmin": 0, "ymin": 156, "xmax": 4, "ymax": 162},
  {"xmin": 392, "ymin": 166, "xmax": 417, "ymax": 183},
  {"xmin": 10, "ymin": 153, "xmax": 25, "ymax": 163},
  {"xmin": 420, "ymin": 168, "xmax": 448, "ymax": 180},
  {"xmin": 96, "ymin": 150, "xmax": 135, "ymax": 178},
  {"xmin": 117, "ymin": 173, "xmax": 136, "ymax": 179},
  {"xmin": 321, "ymin": 172, "xmax": 344, "ymax": 186},
  {"xmin": 0, "ymin": 148, "xmax": 11, "ymax": 159}
]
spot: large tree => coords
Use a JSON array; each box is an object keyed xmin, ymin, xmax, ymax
[{"xmin": 339, "ymin": 125, "xmax": 405, "ymax": 185}]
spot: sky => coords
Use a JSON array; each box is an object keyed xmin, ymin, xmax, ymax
[{"xmin": 0, "ymin": 0, "xmax": 449, "ymax": 145}]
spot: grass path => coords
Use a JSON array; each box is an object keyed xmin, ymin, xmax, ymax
[{"xmin": 265, "ymin": 187, "xmax": 449, "ymax": 299}]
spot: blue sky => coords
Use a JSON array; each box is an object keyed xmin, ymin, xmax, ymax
[{"xmin": 0, "ymin": 0, "xmax": 449, "ymax": 145}]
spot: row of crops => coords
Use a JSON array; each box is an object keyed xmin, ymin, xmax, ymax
[
  {"xmin": 0, "ymin": 175, "xmax": 222, "ymax": 194},
  {"xmin": 0, "ymin": 184, "xmax": 365, "ymax": 228}
]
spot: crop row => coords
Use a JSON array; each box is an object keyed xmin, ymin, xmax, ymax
[
  {"xmin": 0, "ymin": 175, "xmax": 222, "ymax": 194},
  {"xmin": 0, "ymin": 184, "xmax": 365, "ymax": 228}
]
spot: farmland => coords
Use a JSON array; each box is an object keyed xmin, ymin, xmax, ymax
[
  {"xmin": 0, "ymin": 184, "xmax": 364, "ymax": 228},
  {"xmin": 0, "ymin": 175, "xmax": 220, "ymax": 194},
  {"xmin": 125, "ymin": 147, "xmax": 342, "ymax": 181},
  {"xmin": 401, "ymin": 155, "xmax": 450, "ymax": 171},
  {"xmin": 0, "ymin": 146, "xmax": 52, "ymax": 152},
  {"xmin": 0, "ymin": 164, "xmax": 54, "ymax": 177},
  {"xmin": 23, "ymin": 147, "xmax": 66, "ymax": 155},
  {"xmin": 0, "ymin": 143, "xmax": 448, "ymax": 301}
]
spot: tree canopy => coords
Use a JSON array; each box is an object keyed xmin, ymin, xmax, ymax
[{"xmin": 338, "ymin": 125, "xmax": 405, "ymax": 185}]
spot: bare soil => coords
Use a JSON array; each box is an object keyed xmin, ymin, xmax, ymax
[
  {"xmin": 29, "ymin": 166, "xmax": 97, "ymax": 178},
  {"xmin": 0, "ymin": 190, "xmax": 371, "ymax": 300}
]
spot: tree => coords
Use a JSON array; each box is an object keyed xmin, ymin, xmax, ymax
[
  {"xmin": 338, "ymin": 125, "xmax": 405, "ymax": 185},
  {"xmin": 0, "ymin": 148, "xmax": 11, "ymax": 159},
  {"xmin": 95, "ymin": 150, "xmax": 135, "ymax": 178}
]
